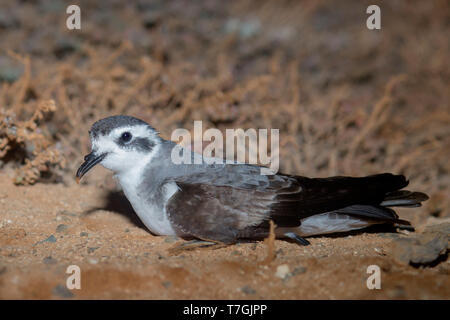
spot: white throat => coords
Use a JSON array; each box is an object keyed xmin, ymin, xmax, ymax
[
  {"xmin": 114, "ymin": 143, "xmax": 160, "ymax": 194},
  {"xmin": 111, "ymin": 144, "xmax": 177, "ymax": 236}
]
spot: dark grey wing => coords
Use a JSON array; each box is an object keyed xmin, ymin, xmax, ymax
[
  {"xmin": 165, "ymin": 167, "xmax": 425, "ymax": 242},
  {"xmin": 164, "ymin": 164, "xmax": 314, "ymax": 242},
  {"xmin": 166, "ymin": 181, "xmax": 275, "ymax": 243}
]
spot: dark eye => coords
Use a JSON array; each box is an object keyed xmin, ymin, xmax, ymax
[{"xmin": 121, "ymin": 131, "xmax": 132, "ymax": 142}]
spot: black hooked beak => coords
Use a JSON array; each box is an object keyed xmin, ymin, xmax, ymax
[{"xmin": 76, "ymin": 152, "xmax": 107, "ymax": 182}]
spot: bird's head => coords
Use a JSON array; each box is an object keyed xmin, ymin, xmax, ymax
[{"xmin": 76, "ymin": 115, "xmax": 161, "ymax": 181}]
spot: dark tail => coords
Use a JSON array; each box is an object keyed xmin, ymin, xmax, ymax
[
  {"xmin": 381, "ymin": 190, "xmax": 429, "ymax": 208},
  {"xmin": 294, "ymin": 173, "xmax": 428, "ymax": 226},
  {"xmin": 329, "ymin": 175, "xmax": 428, "ymax": 226}
]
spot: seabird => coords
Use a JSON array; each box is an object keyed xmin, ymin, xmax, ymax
[{"xmin": 76, "ymin": 115, "xmax": 429, "ymax": 246}]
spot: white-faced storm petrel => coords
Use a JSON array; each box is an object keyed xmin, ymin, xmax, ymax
[{"xmin": 76, "ymin": 115, "xmax": 428, "ymax": 246}]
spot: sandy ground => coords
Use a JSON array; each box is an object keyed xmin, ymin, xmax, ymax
[{"xmin": 0, "ymin": 169, "xmax": 448, "ymax": 299}]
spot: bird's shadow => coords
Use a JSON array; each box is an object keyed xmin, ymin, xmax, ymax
[{"xmin": 83, "ymin": 190, "xmax": 148, "ymax": 231}]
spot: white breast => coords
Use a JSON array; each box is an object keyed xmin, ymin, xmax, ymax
[{"xmin": 115, "ymin": 159, "xmax": 178, "ymax": 236}]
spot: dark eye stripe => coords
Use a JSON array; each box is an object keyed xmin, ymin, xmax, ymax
[
  {"xmin": 133, "ymin": 137, "xmax": 155, "ymax": 152},
  {"xmin": 116, "ymin": 136, "xmax": 155, "ymax": 153}
]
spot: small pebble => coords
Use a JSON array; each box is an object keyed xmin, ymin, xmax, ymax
[
  {"xmin": 46, "ymin": 235, "xmax": 57, "ymax": 243},
  {"xmin": 56, "ymin": 224, "xmax": 67, "ymax": 233},
  {"xmin": 35, "ymin": 235, "xmax": 57, "ymax": 245},
  {"xmin": 52, "ymin": 285, "xmax": 74, "ymax": 298},
  {"xmin": 241, "ymin": 285, "xmax": 256, "ymax": 295},
  {"xmin": 275, "ymin": 264, "xmax": 290, "ymax": 279}
]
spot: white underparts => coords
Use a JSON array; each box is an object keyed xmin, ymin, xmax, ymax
[
  {"xmin": 277, "ymin": 212, "xmax": 377, "ymax": 237},
  {"xmin": 114, "ymin": 143, "xmax": 178, "ymax": 236}
]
